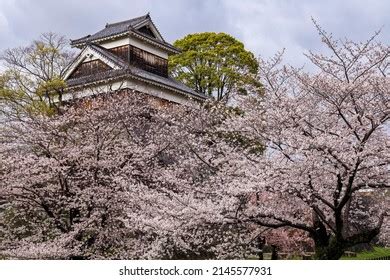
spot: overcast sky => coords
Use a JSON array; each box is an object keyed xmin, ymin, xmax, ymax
[{"xmin": 0, "ymin": 0, "xmax": 389, "ymax": 68}]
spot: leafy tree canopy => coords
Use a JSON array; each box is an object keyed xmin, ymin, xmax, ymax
[
  {"xmin": 169, "ymin": 32, "xmax": 261, "ymax": 102},
  {"xmin": 0, "ymin": 33, "xmax": 73, "ymax": 117}
]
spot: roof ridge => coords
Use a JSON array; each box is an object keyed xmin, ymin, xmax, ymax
[
  {"xmin": 105, "ymin": 14, "xmax": 149, "ymax": 28},
  {"xmin": 70, "ymin": 34, "xmax": 91, "ymax": 43},
  {"xmin": 89, "ymin": 44, "xmax": 128, "ymax": 68},
  {"xmin": 129, "ymin": 29, "xmax": 180, "ymax": 51},
  {"xmin": 147, "ymin": 16, "xmax": 165, "ymax": 43}
]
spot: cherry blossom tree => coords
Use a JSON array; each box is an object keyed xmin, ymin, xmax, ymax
[
  {"xmin": 206, "ymin": 23, "xmax": 390, "ymax": 259},
  {"xmin": 1, "ymin": 24, "xmax": 389, "ymax": 260},
  {"xmin": 0, "ymin": 89, "xmax": 256, "ymax": 259},
  {"xmin": 0, "ymin": 91, "xmax": 182, "ymax": 259}
]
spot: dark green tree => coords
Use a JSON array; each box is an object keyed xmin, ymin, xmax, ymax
[{"xmin": 169, "ymin": 32, "xmax": 260, "ymax": 102}]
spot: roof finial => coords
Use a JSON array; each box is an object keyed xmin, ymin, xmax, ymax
[{"xmin": 146, "ymin": 12, "xmax": 150, "ymax": 18}]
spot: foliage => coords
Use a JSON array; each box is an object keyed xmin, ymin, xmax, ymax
[
  {"xmin": 0, "ymin": 91, "xmax": 258, "ymax": 259},
  {"xmin": 0, "ymin": 25, "xmax": 389, "ymax": 260},
  {"xmin": 169, "ymin": 32, "xmax": 261, "ymax": 102},
  {"xmin": 0, "ymin": 33, "xmax": 73, "ymax": 117},
  {"xmin": 208, "ymin": 23, "xmax": 390, "ymax": 259},
  {"xmin": 340, "ymin": 246, "xmax": 390, "ymax": 260}
]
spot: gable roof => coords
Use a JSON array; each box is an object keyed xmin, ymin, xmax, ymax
[
  {"xmin": 63, "ymin": 44, "xmax": 123, "ymax": 80},
  {"xmin": 64, "ymin": 44, "xmax": 206, "ymax": 101},
  {"xmin": 71, "ymin": 14, "xmax": 180, "ymax": 54},
  {"xmin": 89, "ymin": 44, "xmax": 128, "ymax": 68}
]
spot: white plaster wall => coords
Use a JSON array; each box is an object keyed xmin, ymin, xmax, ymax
[
  {"xmin": 99, "ymin": 36, "xmax": 168, "ymax": 59},
  {"xmin": 63, "ymin": 78, "xmax": 193, "ymax": 106},
  {"xmin": 123, "ymin": 79, "xmax": 190, "ymax": 104},
  {"xmin": 99, "ymin": 37, "xmax": 130, "ymax": 49}
]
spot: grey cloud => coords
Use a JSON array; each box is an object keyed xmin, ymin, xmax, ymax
[
  {"xmin": 0, "ymin": 0, "xmax": 389, "ymax": 70},
  {"xmin": 223, "ymin": 0, "xmax": 390, "ymax": 67},
  {"xmin": 0, "ymin": 0, "xmax": 228, "ymax": 48}
]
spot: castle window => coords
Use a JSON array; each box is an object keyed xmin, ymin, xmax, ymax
[
  {"xmin": 109, "ymin": 45, "xmax": 130, "ymax": 61},
  {"xmin": 109, "ymin": 45, "xmax": 168, "ymax": 77},
  {"xmin": 130, "ymin": 46, "xmax": 168, "ymax": 77}
]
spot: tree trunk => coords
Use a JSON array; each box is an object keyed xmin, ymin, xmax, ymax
[
  {"xmin": 314, "ymin": 237, "xmax": 345, "ymax": 260},
  {"xmin": 271, "ymin": 245, "xmax": 278, "ymax": 260},
  {"xmin": 311, "ymin": 213, "xmax": 346, "ymax": 259},
  {"xmin": 312, "ymin": 223, "xmax": 382, "ymax": 259}
]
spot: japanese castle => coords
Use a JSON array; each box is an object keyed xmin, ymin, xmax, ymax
[{"xmin": 64, "ymin": 14, "xmax": 206, "ymax": 104}]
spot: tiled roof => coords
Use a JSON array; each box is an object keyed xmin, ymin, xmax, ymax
[
  {"xmin": 71, "ymin": 15, "xmax": 146, "ymax": 44},
  {"xmin": 71, "ymin": 14, "xmax": 179, "ymax": 53},
  {"xmin": 66, "ymin": 44, "xmax": 206, "ymax": 100},
  {"xmin": 67, "ymin": 69, "xmax": 206, "ymax": 100},
  {"xmin": 128, "ymin": 65, "xmax": 206, "ymax": 99}
]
